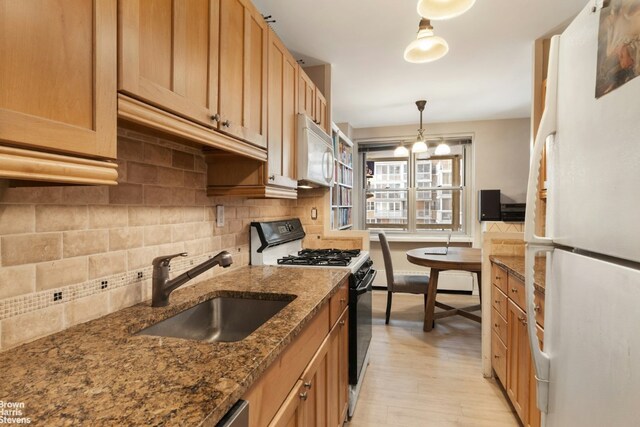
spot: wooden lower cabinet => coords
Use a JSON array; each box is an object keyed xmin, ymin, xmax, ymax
[
  {"xmin": 506, "ymin": 300, "xmax": 530, "ymax": 421},
  {"xmin": 244, "ymin": 282, "xmax": 349, "ymax": 427},
  {"xmin": 269, "ymin": 380, "xmax": 306, "ymax": 427},
  {"xmin": 491, "ymin": 263, "xmax": 544, "ymax": 427}
]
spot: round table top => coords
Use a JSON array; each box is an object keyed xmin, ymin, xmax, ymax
[{"xmin": 406, "ymin": 247, "xmax": 482, "ymax": 271}]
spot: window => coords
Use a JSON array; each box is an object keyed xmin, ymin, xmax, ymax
[{"xmin": 364, "ymin": 143, "xmax": 469, "ymax": 233}]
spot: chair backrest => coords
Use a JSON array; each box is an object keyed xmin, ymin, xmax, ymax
[{"xmin": 378, "ymin": 232, "xmax": 395, "ymax": 291}]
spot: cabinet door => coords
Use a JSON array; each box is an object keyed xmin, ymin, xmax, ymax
[
  {"xmin": 506, "ymin": 300, "xmax": 530, "ymax": 422},
  {"xmin": 315, "ymin": 90, "xmax": 328, "ymax": 132},
  {"xmin": 0, "ymin": 0, "xmax": 116, "ymax": 159},
  {"xmin": 300, "ymin": 331, "xmax": 330, "ymax": 426},
  {"xmin": 268, "ymin": 380, "xmax": 305, "ymax": 427},
  {"xmin": 118, "ymin": 0, "xmax": 219, "ymax": 128},
  {"xmin": 527, "ymin": 326, "xmax": 544, "ymax": 427},
  {"xmin": 298, "ymin": 68, "xmax": 315, "ymax": 119},
  {"xmin": 338, "ymin": 309, "xmax": 349, "ymax": 423},
  {"xmin": 327, "ymin": 308, "xmax": 349, "ymax": 427},
  {"xmin": 267, "ymin": 30, "xmax": 297, "ymax": 187},
  {"xmin": 219, "ymin": 0, "xmax": 267, "ymax": 148}
]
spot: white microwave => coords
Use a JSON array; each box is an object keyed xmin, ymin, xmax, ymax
[{"xmin": 296, "ymin": 114, "xmax": 334, "ymax": 188}]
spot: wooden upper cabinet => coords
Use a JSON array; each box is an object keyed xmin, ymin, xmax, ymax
[
  {"xmin": 118, "ymin": 0, "xmax": 219, "ymax": 128},
  {"xmin": 298, "ymin": 68, "xmax": 316, "ymax": 120},
  {"xmin": 315, "ymin": 91, "xmax": 328, "ymax": 133},
  {"xmin": 219, "ymin": 0, "xmax": 267, "ymax": 148},
  {"xmin": 0, "ymin": 0, "xmax": 117, "ymax": 160},
  {"xmin": 267, "ymin": 30, "xmax": 297, "ymax": 189}
]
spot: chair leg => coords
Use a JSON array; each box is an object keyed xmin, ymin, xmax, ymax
[
  {"xmin": 424, "ymin": 293, "xmax": 427, "ymax": 310},
  {"xmin": 385, "ymin": 291, "xmax": 393, "ymax": 324}
]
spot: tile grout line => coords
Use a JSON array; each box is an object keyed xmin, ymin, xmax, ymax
[{"xmin": 0, "ymin": 252, "xmax": 222, "ymax": 321}]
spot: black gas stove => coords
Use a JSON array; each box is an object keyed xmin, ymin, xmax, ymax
[{"xmin": 277, "ymin": 249, "xmax": 361, "ymax": 267}]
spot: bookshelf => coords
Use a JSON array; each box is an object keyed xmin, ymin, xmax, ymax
[{"xmin": 330, "ymin": 126, "xmax": 354, "ymax": 230}]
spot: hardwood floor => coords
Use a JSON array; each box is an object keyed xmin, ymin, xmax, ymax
[{"xmin": 348, "ymin": 291, "xmax": 518, "ymax": 427}]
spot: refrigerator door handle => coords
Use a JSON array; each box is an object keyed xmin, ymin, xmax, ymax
[
  {"xmin": 524, "ymin": 35, "xmax": 560, "ymax": 246},
  {"xmin": 525, "ymin": 244, "xmax": 553, "ymax": 414}
]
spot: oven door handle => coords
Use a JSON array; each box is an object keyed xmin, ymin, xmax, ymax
[{"xmin": 356, "ymin": 269, "xmax": 376, "ymax": 295}]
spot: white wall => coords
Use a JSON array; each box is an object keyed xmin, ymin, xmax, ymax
[{"xmin": 353, "ymin": 118, "xmax": 531, "ymax": 246}]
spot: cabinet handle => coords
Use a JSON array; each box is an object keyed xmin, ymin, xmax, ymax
[
  {"xmin": 340, "ymin": 298, "xmax": 346, "ymax": 304},
  {"xmin": 494, "ymin": 354, "xmax": 500, "ymax": 359},
  {"xmin": 269, "ymin": 175, "xmax": 275, "ymax": 181},
  {"xmin": 495, "ymin": 276, "xmax": 500, "ymax": 280},
  {"xmin": 211, "ymin": 113, "xmax": 220, "ymax": 122},
  {"xmin": 299, "ymin": 391, "xmax": 308, "ymax": 401},
  {"xmin": 303, "ymin": 381, "xmax": 312, "ymax": 389},
  {"xmin": 339, "ymin": 319, "xmax": 346, "ymax": 326},
  {"xmin": 222, "ymin": 120, "xmax": 231, "ymax": 128},
  {"xmin": 511, "ymin": 288, "xmax": 518, "ymax": 293},
  {"xmin": 494, "ymin": 323, "xmax": 498, "ymax": 328},
  {"xmin": 518, "ymin": 315, "xmax": 528, "ymax": 325},
  {"xmin": 494, "ymin": 299, "xmax": 500, "ymax": 304},
  {"xmin": 534, "ymin": 304, "xmax": 542, "ymax": 312}
]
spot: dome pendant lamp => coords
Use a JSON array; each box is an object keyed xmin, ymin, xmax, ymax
[
  {"xmin": 404, "ymin": 19, "xmax": 449, "ymax": 64},
  {"xmin": 412, "ymin": 100, "xmax": 429, "ymax": 153},
  {"xmin": 394, "ymin": 144, "xmax": 410, "ymax": 157},
  {"xmin": 417, "ymin": 0, "xmax": 476, "ymax": 20}
]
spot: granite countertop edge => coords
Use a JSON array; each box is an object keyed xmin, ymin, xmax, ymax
[
  {"xmin": 489, "ymin": 255, "xmax": 546, "ymax": 293},
  {"xmin": 0, "ymin": 265, "xmax": 350, "ymax": 427}
]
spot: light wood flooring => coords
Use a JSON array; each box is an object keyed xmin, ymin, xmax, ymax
[{"xmin": 348, "ymin": 291, "xmax": 518, "ymax": 427}]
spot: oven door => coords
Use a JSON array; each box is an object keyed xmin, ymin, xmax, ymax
[{"xmin": 349, "ymin": 268, "xmax": 375, "ymax": 385}]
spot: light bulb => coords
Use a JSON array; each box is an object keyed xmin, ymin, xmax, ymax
[
  {"xmin": 412, "ymin": 140, "xmax": 429, "ymax": 153},
  {"xmin": 394, "ymin": 145, "xmax": 410, "ymax": 157},
  {"xmin": 435, "ymin": 142, "xmax": 451, "ymax": 155},
  {"xmin": 417, "ymin": 0, "xmax": 476, "ymax": 20},
  {"xmin": 404, "ymin": 35, "xmax": 449, "ymax": 63}
]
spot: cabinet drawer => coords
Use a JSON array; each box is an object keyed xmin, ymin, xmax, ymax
[
  {"xmin": 534, "ymin": 290, "xmax": 545, "ymax": 328},
  {"xmin": 492, "ymin": 263, "xmax": 508, "ymax": 294},
  {"xmin": 492, "ymin": 307, "xmax": 507, "ymax": 345},
  {"xmin": 492, "ymin": 285, "xmax": 507, "ymax": 319},
  {"xmin": 492, "ymin": 330, "xmax": 507, "ymax": 385},
  {"xmin": 330, "ymin": 279, "xmax": 349, "ymax": 327},
  {"xmin": 508, "ymin": 273, "xmax": 526, "ymax": 311}
]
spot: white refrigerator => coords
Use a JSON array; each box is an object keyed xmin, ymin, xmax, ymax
[{"xmin": 525, "ymin": 1, "xmax": 640, "ymax": 426}]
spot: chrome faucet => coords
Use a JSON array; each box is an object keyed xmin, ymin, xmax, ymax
[{"xmin": 151, "ymin": 251, "xmax": 233, "ymax": 307}]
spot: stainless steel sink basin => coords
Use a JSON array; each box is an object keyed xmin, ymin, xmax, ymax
[{"xmin": 137, "ymin": 296, "xmax": 293, "ymax": 342}]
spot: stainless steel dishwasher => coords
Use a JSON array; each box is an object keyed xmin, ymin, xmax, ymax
[{"xmin": 216, "ymin": 400, "xmax": 249, "ymax": 427}]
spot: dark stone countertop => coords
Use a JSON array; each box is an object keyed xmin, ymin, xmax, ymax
[
  {"xmin": 489, "ymin": 255, "xmax": 546, "ymax": 294},
  {"xmin": 0, "ymin": 265, "xmax": 349, "ymax": 426}
]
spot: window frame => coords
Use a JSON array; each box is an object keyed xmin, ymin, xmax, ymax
[{"xmin": 363, "ymin": 143, "xmax": 472, "ymax": 236}]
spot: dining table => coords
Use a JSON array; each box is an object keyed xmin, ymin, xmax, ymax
[{"xmin": 406, "ymin": 247, "xmax": 482, "ymax": 332}]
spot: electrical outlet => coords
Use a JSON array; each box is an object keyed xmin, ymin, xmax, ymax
[
  {"xmin": 137, "ymin": 272, "xmax": 143, "ymax": 279},
  {"xmin": 311, "ymin": 207, "xmax": 318, "ymax": 220},
  {"xmin": 101, "ymin": 280, "xmax": 108, "ymax": 289},
  {"xmin": 53, "ymin": 291, "xmax": 63, "ymax": 302},
  {"xmin": 216, "ymin": 205, "xmax": 224, "ymax": 227}
]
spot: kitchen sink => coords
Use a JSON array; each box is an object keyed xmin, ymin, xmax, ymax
[{"xmin": 137, "ymin": 296, "xmax": 293, "ymax": 342}]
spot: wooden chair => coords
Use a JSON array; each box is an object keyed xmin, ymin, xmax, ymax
[{"xmin": 379, "ymin": 232, "xmax": 430, "ymax": 324}]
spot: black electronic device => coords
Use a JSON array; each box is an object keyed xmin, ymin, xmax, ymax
[{"xmin": 478, "ymin": 189, "xmax": 501, "ymax": 221}]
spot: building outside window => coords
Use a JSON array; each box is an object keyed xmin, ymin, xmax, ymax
[{"xmin": 363, "ymin": 142, "xmax": 470, "ymax": 233}]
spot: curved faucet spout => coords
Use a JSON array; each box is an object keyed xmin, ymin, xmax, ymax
[{"xmin": 151, "ymin": 251, "xmax": 233, "ymax": 307}]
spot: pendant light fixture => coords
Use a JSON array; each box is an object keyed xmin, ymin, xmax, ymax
[
  {"xmin": 394, "ymin": 144, "xmax": 410, "ymax": 157},
  {"xmin": 404, "ymin": 19, "xmax": 449, "ymax": 64},
  {"xmin": 435, "ymin": 138, "xmax": 451, "ymax": 155},
  {"xmin": 412, "ymin": 100, "xmax": 429, "ymax": 153},
  {"xmin": 417, "ymin": 0, "xmax": 476, "ymax": 20}
]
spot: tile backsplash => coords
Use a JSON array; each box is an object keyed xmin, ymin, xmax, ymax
[{"xmin": 0, "ymin": 127, "xmax": 295, "ymax": 351}]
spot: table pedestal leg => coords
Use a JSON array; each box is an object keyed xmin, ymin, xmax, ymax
[{"xmin": 424, "ymin": 269, "xmax": 440, "ymax": 332}]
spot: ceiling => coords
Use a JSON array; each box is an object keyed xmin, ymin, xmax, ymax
[{"xmin": 252, "ymin": 0, "xmax": 588, "ymax": 128}]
